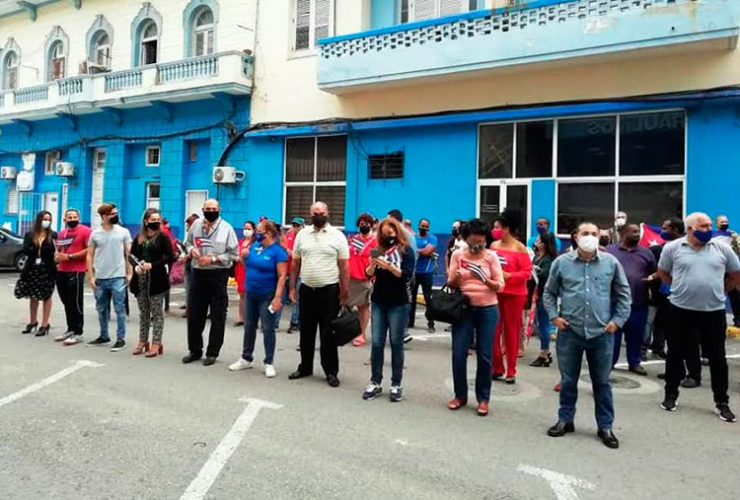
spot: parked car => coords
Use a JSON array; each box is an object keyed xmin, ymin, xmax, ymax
[{"xmin": 0, "ymin": 227, "xmax": 26, "ymax": 271}]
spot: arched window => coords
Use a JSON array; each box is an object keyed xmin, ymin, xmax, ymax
[
  {"xmin": 140, "ymin": 20, "xmax": 159, "ymax": 65},
  {"xmin": 2, "ymin": 51, "xmax": 19, "ymax": 90},
  {"xmin": 86, "ymin": 15, "xmax": 114, "ymax": 71},
  {"xmin": 48, "ymin": 40, "xmax": 66, "ymax": 81},
  {"xmin": 193, "ymin": 8, "xmax": 214, "ymax": 56},
  {"xmin": 92, "ymin": 31, "xmax": 111, "ymax": 67}
]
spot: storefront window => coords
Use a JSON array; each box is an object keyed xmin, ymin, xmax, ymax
[
  {"xmin": 620, "ymin": 112, "xmax": 684, "ymax": 176},
  {"xmin": 558, "ymin": 117, "xmax": 616, "ymax": 177},
  {"xmin": 478, "ymin": 124, "xmax": 513, "ymax": 179},
  {"xmin": 557, "ymin": 183, "xmax": 615, "ymax": 234},
  {"xmin": 516, "ymin": 121, "xmax": 553, "ymax": 178},
  {"xmin": 618, "ymin": 181, "xmax": 683, "ymax": 226}
]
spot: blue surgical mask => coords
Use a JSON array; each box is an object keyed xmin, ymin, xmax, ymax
[
  {"xmin": 255, "ymin": 232, "xmax": 266, "ymax": 243},
  {"xmin": 536, "ymin": 226, "xmax": 546, "ymax": 235},
  {"xmin": 693, "ymin": 229, "xmax": 712, "ymax": 244},
  {"xmin": 660, "ymin": 230, "xmax": 675, "ymax": 241}
]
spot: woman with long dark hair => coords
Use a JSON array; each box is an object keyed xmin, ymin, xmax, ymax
[
  {"xmin": 490, "ymin": 208, "xmax": 532, "ymax": 383},
  {"xmin": 130, "ymin": 208, "xmax": 174, "ymax": 357},
  {"xmin": 15, "ymin": 211, "xmax": 57, "ymax": 336},
  {"xmin": 530, "ymin": 231, "xmax": 559, "ymax": 367}
]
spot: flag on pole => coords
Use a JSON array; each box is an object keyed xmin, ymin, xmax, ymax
[{"xmin": 639, "ymin": 223, "xmax": 664, "ymax": 248}]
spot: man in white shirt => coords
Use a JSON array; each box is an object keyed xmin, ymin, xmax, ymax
[{"xmin": 288, "ymin": 202, "xmax": 350, "ymax": 387}]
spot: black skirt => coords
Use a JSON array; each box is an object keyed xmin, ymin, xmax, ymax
[{"xmin": 15, "ymin": 265, "xmax": 55, "ymax": 301}]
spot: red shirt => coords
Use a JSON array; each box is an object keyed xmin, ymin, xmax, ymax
[
  {"xmin": 234, "ymin": 238, "xmax": 251, "ymax": 295},
  {"xmin": 284, "ymin": 230, "xmax": 298, "ymax": 274},
  {"xmin": 55, "ymin": 224, "xmax": 92, "ymax": 273},
  {"xmin": 491, "ymin": 246, "xmax": 532, "ymax": 297},
  {"xmin": 348, "ymin": 233, "xmax": 377, "ymax": 281}
]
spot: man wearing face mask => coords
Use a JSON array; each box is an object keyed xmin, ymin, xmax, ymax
[
  {"xmin": 607, "ymin": 223, "xmax": 657, "ymax": 375},
  {"xmin": 53, "ymin": 209, "xmax": 92, "ymax": 345},
  {"xmin": 86, "ymin": 203, "xmax": 133, "ymax": 352},
  {"xmin": 347, "ymin": 213, "xmax": 378, "ymax": 347},
  {"xmin": 527, "ymin": 218, "xmax": 551, "ymax": 249},
  {"xmin": 409, "ymin": 218, "xmax": 438, "ymax": 333},
  {"xmin": 608, "ymin": 211, "xmax": 628, "ymax": 244},
  {"xmin": 289, "ymin": 202, "xmax": 350, "ymax": 387},
  {"xmin": 544, "ymin": 222, "xmax": 631, "ymax": 449},
  {"xmin": 182, "ymin": 199, "xmax": 239, "ymax": 366},
  {"xmin": 657, "ymin": 212, "xmax": 740, "ymax": 422}
]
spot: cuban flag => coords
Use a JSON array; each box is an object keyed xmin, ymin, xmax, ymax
[
  {"xmin": 349, "ymin": 235, "xmax": 366, "ymax": 255},
  {"xmin": 639, "ymin": 223, "xmax": 665, "ymax": 248},
  {"xmin": 385, "ymin": 246, "xmax": 402, "ymax": 268},
  {"xmin": 461, "ymin": 259, "xmax": 488, "ymax": 283}
]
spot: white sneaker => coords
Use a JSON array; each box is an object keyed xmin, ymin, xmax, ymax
[
  {"xmin": 228, "ymin": 358, "xmax": 253, "ymax": 371},
  {"xmin": 264, "ymin": 364, "xmax": 276, "ymax": 378},
  {"xmin": 62, "ymin": 335, "xmax": 83, "ymax": 346},
  {"xmin": 54, "ymin": 331, "xmax": 75, "ymax": 342}
]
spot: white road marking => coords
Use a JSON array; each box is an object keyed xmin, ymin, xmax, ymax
[
  {"xmin": 0, "ymin": 360, "xmax": 104, "ymax": 409},
  {"xmin": 517, "ymin": 464, "xmax": 595, "ymax": 500},
  {"xmin": 614, "ymin": 353, "xmax": 740, "ymax": 369},
  {"xmin": 180, "ymin": 397, "xmax": 283, "ymax": 500}
]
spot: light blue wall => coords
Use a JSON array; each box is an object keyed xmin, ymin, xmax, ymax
[
  {"xmin": 370, "ymin": 0, "xmax": 396, "ymax": 29},
  {"xmin": 530, "ymin": 179, "xmax": 555, "ymax": 239}
]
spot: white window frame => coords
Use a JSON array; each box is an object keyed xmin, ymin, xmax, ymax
[
  {"xmin": 290, "ymin": 0, "xmax": 335, "ymax": 54},
  {"xmin": 94, "ymin": 148, "xmax": 107, "ymax": 171},
  {"xmin": 140, "ymin": 21, "xmax": 159, "ymax": 66},
  {"xmin": 146, "ymin": 182, "xmax": 161, "ymax": 209},
  {"xmin": 94, "ymin": 32, "xmax": 111, "ymax": 68},
  {"xmin": 475, "ymin": 109, "xmax": 687, "ymax": 237},
  {"xmin": 5, "ymin": 185, "xmax": 19, "ymax": 215},
  {"xmin": 283, "ymin": 134, "xmax": 346, "ymax": 229},
  {"xmin": 44, "ymin": 151, "xmax": 61, "ymax": 176},
  {"xmin": 145, "ymin": 146, "xmax": 161, "ymax": 167},
  {"xmin": 2, "ymin": 51, "xmax": 19, "ymax": 90},
  {"xmin": 48, "ymin": 41, "xmax": 66, "ymax": 82},
  {"xmin": 193, "ymin": 9, "xmax": 215, "ymax": 57},
  {"xmin": 400, "ymin": 0, "xmax": 481, "ymax": 23}
]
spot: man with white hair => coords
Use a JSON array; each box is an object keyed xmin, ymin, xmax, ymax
[
  {"xmin": 657, "ymin": 212, "xmax": 740, "ymax": 422},
  {"xmin": 288, "ymin": 201, "xmax": 350, "ymax": 387},
  {"xmin": 182, "ymin": 199, "xmax": 239, "ymax": 366}
]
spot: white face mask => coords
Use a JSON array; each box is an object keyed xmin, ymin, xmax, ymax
[
  {"xmin": 41, "ymin": 220, "xmax": 51, "ymax": 229},
  {"xmin": 243, "ymin": 229, "xmax": 254, "ymax": 239},
  {"xmin": 577, "ymin": 235, "xmax": 599, "ymax": 253},
  {"xmin": 615, "ymin": 217, "xmax": 627, "ymax": 228}
]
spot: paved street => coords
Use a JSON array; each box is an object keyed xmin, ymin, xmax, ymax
[{"xmin": 0, "ymin": 270, "xmax": 738, "ymax": 500}]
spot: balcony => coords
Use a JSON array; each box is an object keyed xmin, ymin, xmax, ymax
[
  {"xmin": 318, "ymin": 0, "xmax": 740, "ymax": 93},
  {"xmin": 0, "ymin": 51, "xmax": 253, "ymax": 122}
]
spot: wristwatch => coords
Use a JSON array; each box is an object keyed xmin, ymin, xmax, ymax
[{"xmin": 67, "ymin": 253, "xmax": 73, "ymax": 261}]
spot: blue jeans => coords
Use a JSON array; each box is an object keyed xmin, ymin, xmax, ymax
[
  {"xmin": 242, "ymin": 292, "xmax": 277, "ymax": 364},
  {"xmin": 535, "ymin": 299, "xmax": 551, "ymax": 351},
  {"xmin": 451, "ymin": 305, "xmax": 498, "ymax": 402},
  {"xmin": 371, "ymin": 302, "xmax": 409, "ymax": 386},
  {"xmin": 613, "ymin": 306, "xmax": 648, "ymax": 367},
  {"xmin": 276, "ymin": 277, "xmax": 300, "ymax": 327},
  {"xmin": 556, "ymin": 329, "xmax": 615, "ymax": 430},
  {"xmin": 94, "ymin": 277, "xmax": 127, "ymax": 341}
]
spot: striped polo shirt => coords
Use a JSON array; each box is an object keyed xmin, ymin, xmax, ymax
[{"xmin": 293, "ymin": 224, "xmax": 350, "ymax": 288}]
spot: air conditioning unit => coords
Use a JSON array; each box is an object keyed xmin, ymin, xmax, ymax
[
  {"xmin": 0, "ymin": 166, "xmax": 17, "ymax": 180},
  {"xmin": 16, "ymin": 171, "xmax": 34, "ymax": 192},
  {"xmin": 56, "ymin": 162, "xmax": 75, "ymax": 177},
  {"xmin": 87, "ymin": 62, "xmax": 110, "ymax": 75},
  {"xmin": 212, "ymin": 166, "xmax": 245, "ymax": 184}
]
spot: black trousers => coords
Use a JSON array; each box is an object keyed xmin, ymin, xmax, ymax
[
  {"xmin": 650, "ymin": 300, "xmax": 669, "ymax": 353},
  {"xmin": 56, "ymin": 271, "xmax": 85, "ymax": 334},
  {"xmin": 298, "ymin": 283, "xmax": 340, "ymax": 376},
  {"xmin": 187, "ymin": 269, "xmax": 229, "ymax": 358},
  {"xmin": 728, "ymin": 288, "xmax": 740, "ymax": 327},
  {"xmin": 665, "ymin": 305, "xmax": 728, "ymax": 404},
  {"xmin": 409, "ymin": 272, "xmax": 434, "ymax": 328}
]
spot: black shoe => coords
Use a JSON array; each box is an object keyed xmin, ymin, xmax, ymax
[
  {"xmin": 628, "ymin": 365, "xmax": 647, "ymax": 376},
  {"xmin": 87, "ymin": 336, "xmax": 110, "ymax": 346},
  {"xmin": 661, "ymin": 394, "xmax": 678, "ymax": 412},
  {"xmin": 110, "ymin": 339, "xmax": 126, "ymax": 352},
  {"xmin": 652, "ymin": 350, "xmax": 666, "ymax": 360},
  {"xmin": 715, "ymin": 403, "xmax": 736, "ymax": 423},
  {"xmin": 426, "ymin": 324, "xmax": 435, "ymax": 333},
  {"xmin": 182, "ymin": 352, "xmax": 202, "ymax": 364},
  {"xmin": 327, "ymin": 374, "xmax": 340, "ymax": 388},
  {"xmin": 597, "ymin": 429, "xmax": 619, "ymax": 449},
  {"xmin": 492, "ymin": 373, "xmax": 504, "ymax": 381},
  {"xmin": 640, "ymin": 353, "xmax": 648, "ymax": 362},
  {"xmin": 700, "ymin": 357, "xmax": 709, "ymax": 366},
  {"xmin": 21, "ymin": 322, "xmax": 38, "ymax": 334},
  {"xmin": 680, "ymin": 377, "xmax": 701, "ymax": 389},
  {"xmin": 289, "ymin": 369, "xmax": 312, "ymax": 380},
  {"xmin": 35, "ymin": 325, "xmax": 50, "ymax": 337},
  {"xmin": 505, "ymin": 377, "xmax": 516, "ymax": 385},
  {"xmin": 287, "ymin": 324, "xmax": 299, "ymax": 334},
  {"xmin": 403, "ymin": 335, "xmax": 413, "ymax": 344},
  {"xmin": 547, "ymin": 421, "xmax": 575, "ymax": 437},
  {"xmin": 203, "ymin": 357, "xmax": 216, "ymax": 366},
  {"xmin": 529, "ymin": 356, "xmax": 551, "ymax": 367}
]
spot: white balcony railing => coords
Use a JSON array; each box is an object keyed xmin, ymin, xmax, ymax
[{"xmin": 0, "ymin": 51, "xmax": 253, "ymax": 118}]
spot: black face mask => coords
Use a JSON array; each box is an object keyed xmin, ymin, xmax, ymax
[
  {"xmin": 719, "ymin": 223, "xmax": 729, "ymax": 231},
  {"xmin": 418, "ymin": 228, "xmax": 429, "ymax": 237},
  {"xmin": 451, "ymin": 228, "xmax": 459, "ymax": 237},
  {"xmin": 312, "ymin": 215, "xmax": 327, "ymax": 228},
  {"xmin": 108, "ymin": 215, "xmax": 120, "ymax": 225},
  {"xmin": 382, "ymin": 236, "xmax": 397, "ymax": 247},
  {"xmin": 66, "ymin": 221, "xmax": 79, "ymax": 229},
  {"xmin": 203, "ymin": 211, "xmax": 219, "ymax": 223},
  {"xmin": 358, "ymin": 225, "xmax": 371, "ymax": 235},
  {"xmin": 147, "ymin": 222, "xmax": 161, "ymax": 231},
  {"xmin": 625, "ymin": 235, "xmax": 640, "ymax": 247}
]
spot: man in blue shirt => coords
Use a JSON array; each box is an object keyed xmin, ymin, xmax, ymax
[
  {"xmin": 408, "ymin": 218, "xmax": 438, "ymax": 333},
  {"xmin": 543, "ymin": 222, "xmax": 632, "ymax": 449},
  {"xmin": 526, "ymin": 217, "xmax": 551, "ymax": 249}
]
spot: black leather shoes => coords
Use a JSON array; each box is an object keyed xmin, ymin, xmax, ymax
[
  {"xmin": 327, "ymin": 374, "xmax": 340, "ymax": 387},
  {"xmin": 597, "ymin": 429, "xmax": 619, "ymax": 449},
  {"xmin": 203, "ymin": 357, "xmax": 216, "ymax": 366},
  {"xmin": 289, "ymin": 369, "xmax": 312, "ymax": 380},
  {"xmin": 182, "ymin": 353, "xmax": 202, "ymax": 364},
  {"xmin": 547, "ymin": 421, "xmax": 575, "ymax": 437}
]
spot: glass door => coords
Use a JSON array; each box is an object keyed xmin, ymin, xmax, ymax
[{"xmin": 478, "ymin": 180, "xmax": 529, "ymax": 236}]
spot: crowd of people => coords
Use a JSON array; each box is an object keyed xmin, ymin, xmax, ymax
[{"xmin": 12, "ymin": 198, "xmax": 740, "ymax": 449}]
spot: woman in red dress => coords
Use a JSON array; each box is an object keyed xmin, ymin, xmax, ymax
[
  {"xmin": 490, "ymin": 209, "xmax": 532, "ymax": 384},
  {"xmin": 234, "ymin": 220, "xmax": 256, "ymax": 326}
]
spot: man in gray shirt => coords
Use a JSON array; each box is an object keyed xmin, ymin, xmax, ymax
[
  {"xmin": 544, "ymin": 222, "xmax": 631, "ymax": 449},
  {"xmin": 657, "ymin": 212, "xmax": 740, "ymax": 422},
  {"xmin": 86, "ymin": 203, "xmax": 132, "ymax": 352},
  {"xmin": 182, "ymin": 199, "xmax": 239, "ymax": 366}
]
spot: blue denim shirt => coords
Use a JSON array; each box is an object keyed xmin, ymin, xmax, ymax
[{"xmin": 543, "ymin": 250, "xmax": 632, "ymax": 339}]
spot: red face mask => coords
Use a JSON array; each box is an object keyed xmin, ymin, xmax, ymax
[{"xmin": 492, "ymin": 228, "xmax": 504, "ymax": 241}]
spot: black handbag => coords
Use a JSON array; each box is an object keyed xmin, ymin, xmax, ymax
[
  {"xmin": 331, "ymin": 308, "xmax": 361, "ymax": 346},
  {"xmin": 427, "ymin": 285, "xmax": 470, "ymax": 325}
]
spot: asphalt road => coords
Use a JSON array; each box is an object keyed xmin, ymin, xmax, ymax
[{"xmin": 0, "ymin": 271, "xmax": 738, "ymax": 499}]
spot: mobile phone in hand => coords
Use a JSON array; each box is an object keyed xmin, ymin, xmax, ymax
[{"xmin": 370, "ymin": 248, "xmax": 381, "ymax": 259}]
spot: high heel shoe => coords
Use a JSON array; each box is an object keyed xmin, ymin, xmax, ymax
[
  {"xmin": 35, "ymin": 325, "xmax": 50, "ymax": 337},
  {"xmin": 145, "ymin": 342, "xmax": 163, "ymax": 358},
  {"xmin": 21, "ymin": 322, "xmax": 38, "ymax": 334},
  {"xmin": 529, "ymin": 354, "xmax": 552, "ymax": 367},
  {"xmin": 132, "ymin": 341, "xmax": 149, "ymax": 355}
]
